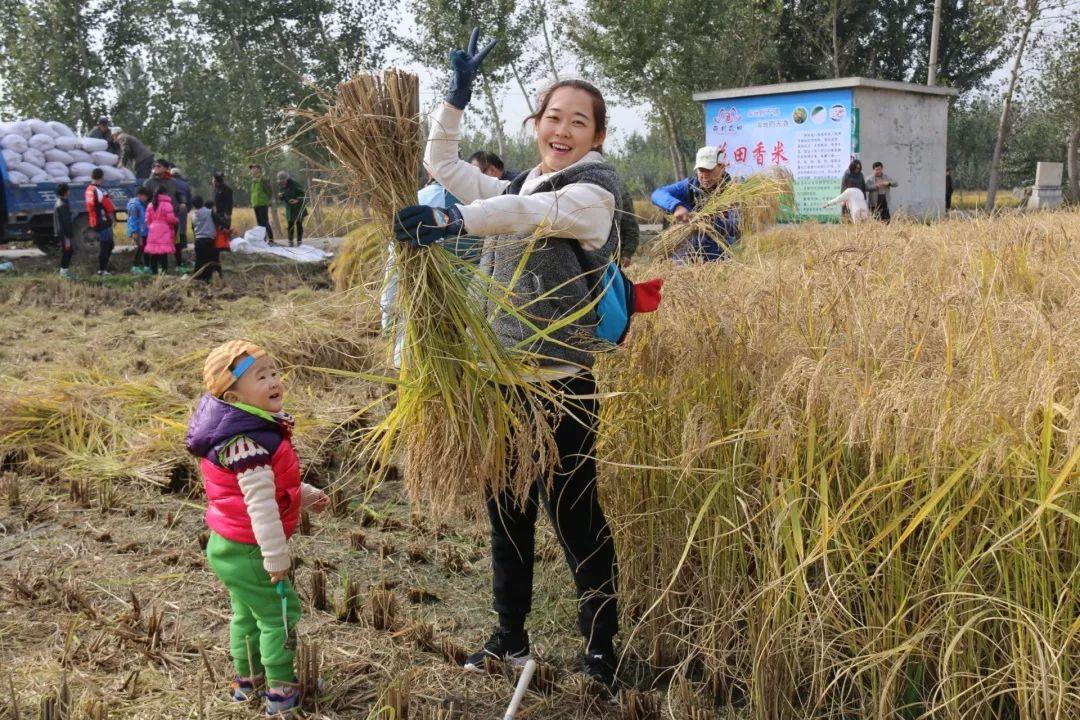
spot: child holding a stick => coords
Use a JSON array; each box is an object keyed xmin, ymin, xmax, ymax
[
  {"xmin": 393, "ymin": 28, "xmax": 623, "ymax": 692},
  {"xmin": 185, "ymin": 341, "xmax": 329, "ymax": 713}
]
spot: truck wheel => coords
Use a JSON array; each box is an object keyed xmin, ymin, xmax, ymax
[
  {"xmin": 72, "ymin": 215, "xmax": 100, "ymax": 272},
  {"xmin": 32, "ymin": 230, "xmax": 60, "ymax": 257}
]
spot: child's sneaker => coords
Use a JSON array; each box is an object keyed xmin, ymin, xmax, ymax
[
  {"xmin": 229, "ymin": 676, "xmax": 263, "ymax": 702},
  {"xmin": 265, "ymin": 685, "xmax": 301, "ymax": 716}
]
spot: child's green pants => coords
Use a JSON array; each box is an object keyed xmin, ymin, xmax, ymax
[{"xmin": 206, "ymin": 532, "xmax": 301, "ymax": 684}]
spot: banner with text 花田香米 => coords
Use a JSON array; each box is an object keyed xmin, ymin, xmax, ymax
[{"xmin": 704, "ymin": 87, "xmax": 853, "ymax": 221}]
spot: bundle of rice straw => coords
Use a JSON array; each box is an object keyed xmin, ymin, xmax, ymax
[
  {"xmin": 313, "ymin": 70, "xmax": 556, "ymax": 509},
  {"xmin": 652, "ymin": 169, "xmax": 793, "ymax": 259}
]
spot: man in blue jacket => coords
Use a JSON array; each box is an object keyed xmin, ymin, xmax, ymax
[{"xmin": 651, "ymin": 146, "xmax": 740, "ymax": 261}]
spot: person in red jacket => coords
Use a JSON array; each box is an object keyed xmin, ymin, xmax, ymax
[
  {"xmin": 185, "ymin": 341, "xmax": 329, "ymax": 715},
  {"xmin": 84, "ymin": 168, "xmax": 117, "ymax": 276}
]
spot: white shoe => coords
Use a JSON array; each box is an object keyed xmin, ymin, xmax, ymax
[{"xmin": 59, "ymin": 269, "xmax": 72, "ymax": 279}]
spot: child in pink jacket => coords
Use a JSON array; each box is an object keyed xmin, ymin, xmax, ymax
[{"xmin": 144, "ymin": 188, "xmax": 178, "ymax": 275}]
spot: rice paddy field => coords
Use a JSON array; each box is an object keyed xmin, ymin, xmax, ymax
[{"xmin": 0, "ymin": 208, "xmax": 1077, "ymax": 719}]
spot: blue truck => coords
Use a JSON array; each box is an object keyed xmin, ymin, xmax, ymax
[{"xmin": 0, "ymin": 152, "xmax": 139, "ymax": 255}]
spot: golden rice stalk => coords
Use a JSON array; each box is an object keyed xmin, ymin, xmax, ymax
[
  {"xmin": 652, "ymin": 170, "xmax": 793, "ymax": 259},
  {"xmin": 311, "ymin": 70, "xmax": 557, "ymax": 510}
]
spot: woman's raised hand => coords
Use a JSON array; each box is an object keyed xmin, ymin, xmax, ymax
[{"xmin": 445, "ymin": 27, "xmax": 497, "ymax": 110}]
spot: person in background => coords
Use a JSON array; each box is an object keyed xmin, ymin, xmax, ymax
[
  {"xmin": 249, "ymin": 164, "xmax": 274, "ymax": 243},
  {"xmin": 88, "ymin": 115, "xmax": 119, "ymax": 154},
  {"xmin": 866, "ymin": 161, "xmax": 898, "ymax": 222},
  {"xmin": 85, "ymin": 168, "xmax": 117, "ymax": 276},
  {"xmin": 170, "ymin": 166, "xmax": 193, "ymax": 270},
  {"xmin": 114, "ymin": 132, "xmax": 155, "ymax": 181},
  {"xmin": 144, "ymin": 187, "xmax": 178, "ymax": 275},
  {"xmin": 945, "ymin": 167, "xmax": 953, "ymax": 210},
  {"xmin": 416, "ymin": 173, "xmax": 481, "ymax": 262},
  {"xmin": 191, "ymin": 196, "xmax": 218, "ymax": 283},
  {"xmin": 127, "ymin": 186, "xmax": 151, "ymax": 274},
  {"xmin": 276, "ymin": 171, "xmax": 307, "ymax": 247},
  {"xmin": 650, "ymin": 146, "xmax": 740, "ymax": 262},
  {"xmin": 212, "ymin": 172, "xmax": 234, "ymax": 230},
  {"xmin": 468, "ymin": 150, "xmax": 520, "ymax": 181},
  {"xmin": 53, "ymin": 183, "xmax": 75, "ymax": 279},
  {"xmin": 145, "ymin": 159, "xmax": 182, "ymax": 214},
  {"xmin": 615, "ymin": 176, "xmax": 640, "ymax": 265},
  {"xmin": 823, "ymin": 187, "xmax": 870, "ymax": 222}
]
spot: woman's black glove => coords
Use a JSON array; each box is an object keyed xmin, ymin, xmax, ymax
[
  {"xmin": 445, "ymin": 27, "xmax": 497, "ymax": 110},
  {"xmin": 393, "ymin": 204, "xmax": 465, "ymax": 248}
]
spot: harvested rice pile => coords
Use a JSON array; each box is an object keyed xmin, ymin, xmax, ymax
[{"xmin": 598, "ymin": 211, "xmax": 1080, "ymax": 718}]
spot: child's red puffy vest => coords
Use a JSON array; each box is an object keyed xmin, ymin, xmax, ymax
[{"xmin": 202, "ymin": 439, "xmax": 302, "ymax": 544}]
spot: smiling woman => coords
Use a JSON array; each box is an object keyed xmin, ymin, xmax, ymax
[
  {"xmin": 391, "ymin": 29, "xmax": 625, "ymax": 691},
  {"xmin": 524, "ymin": 79, "xmax": 608, "ymax": 173}
]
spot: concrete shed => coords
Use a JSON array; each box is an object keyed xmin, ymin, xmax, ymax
[{"xmin": 694, "ymin": 77, "xmax": 957, "ymax": 220}]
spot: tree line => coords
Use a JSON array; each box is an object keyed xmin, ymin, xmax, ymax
[{"xmin": 0, "ymin": 0, "xmax": 1076, "ymax": 204}]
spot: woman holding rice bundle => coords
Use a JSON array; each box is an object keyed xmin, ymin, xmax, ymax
[{"xmin": 392, "ymin": 28, "xmax": 622, "ymax": 691}]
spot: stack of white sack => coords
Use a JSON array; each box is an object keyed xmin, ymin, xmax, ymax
[{"xmin": 1, "ymin": 118, "xmax": 128, "ymax": 185}]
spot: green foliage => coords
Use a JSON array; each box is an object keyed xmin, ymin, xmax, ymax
[
  {"xmin": 0, "ymin": 0, "xmax": 389, "ymax": 203},
  {"xmin": 775, "ymin": 0, "xmax": 1012, "ymax": 93}
]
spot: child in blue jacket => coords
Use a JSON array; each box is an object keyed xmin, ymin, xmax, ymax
[
  {"xmin": 127, "ymin": 186, "xmax": 151, "ymax": 274},
  {"xmin": 651, "ymin": 146, "xmax": 740, "ymax": 262}
]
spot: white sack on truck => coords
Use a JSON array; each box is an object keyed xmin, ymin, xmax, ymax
[
  {"xmin": 54, "ymin": 135, "xmax": 78, "ymax": 151},
  {"xmin": 90, "ymin": 150, "xmax": 119, "ymax": 166},
  {"xmin": 79, "ymin": 137, "xmax": 108, "ymax": 152},
  {"xmin": 70, "ymin": 161, "xmax": 97, "ymax": 176},
  {"xmin": 44, "ymin": 149, "xmax": 74, "ymax": 164},
  {"xmin": 1, "ymin": 149, "xmax": 20, "ymax": 167},
  {"xmin": 21, "ymin": 148, "xmax": 46, "ymax": 167},
  {"xmin": 28, "ymin": 133, "xmax": 56, "ymax": 152},
  {"xmin": 48, "ymin": 121, "xmax": 76, "ymax": 138},
  {"xmin": 6, "ymin": 170, "xmax": 29, "ymax": 184},
  {"xmin": 68, "ymin": 148, "xmax": 92, "ymax": 163},
  {"xmin": 1, "ymin": 134, "xmax": 28, "ymax": 153}
]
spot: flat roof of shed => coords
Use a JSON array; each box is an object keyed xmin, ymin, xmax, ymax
[{"xmin": 693, "ymin": 76, "xmax": 958, "ymax": 102}]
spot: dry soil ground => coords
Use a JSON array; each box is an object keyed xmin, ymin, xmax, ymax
[{"xmin": 0, "ymin": 253, "xmax": 646, "ymax": 719}]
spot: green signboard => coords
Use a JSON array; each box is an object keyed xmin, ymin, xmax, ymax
[{"xmin": 851, "ymin": 107, "xmax": 860, "ymax": 153}]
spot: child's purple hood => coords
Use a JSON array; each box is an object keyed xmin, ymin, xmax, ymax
[{"xmin": 185, "ymin": 394, "xmax": 281, "ymax": 459}]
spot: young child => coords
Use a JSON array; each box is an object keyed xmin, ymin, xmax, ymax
[
  {"xmin": 143, "ymin": 187, "xmax": 177, "ymax": 275},
  {"xmin": 85, "ymin": 168, "xmax": 116, "ymax": 276},
  {"xmin": 126, "ymin": 186, "xmax": 151, "ymax": 274},
  {"xmin": 185, "ymin": 341, "xmax": 329, "ymax": 714},
  {"xmin": 53, "ymin": 183, "xmax": 74, "ymax": 279},
  {"xmin": 190, "ymin": 195, "xmax": 216, "ymax": 283}
]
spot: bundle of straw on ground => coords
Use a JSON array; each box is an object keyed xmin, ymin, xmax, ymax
[
  {"xmin": 652, "ymin": 171, "xmax": 793, "ymax": 259},
  {"xmin": 598, "ymin": 211, "xmax": 1080, "ymax": 718},
  {"xmin": 312, "ymin": 70, "xmax": 557, "ymax": 510}
]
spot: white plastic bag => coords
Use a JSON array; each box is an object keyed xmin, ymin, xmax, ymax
[
  {"xmin": 28, "ymin": 120, "xmax": 55, "ymax": 137},
  {"xmin": 118, "ymin": 167, "xmax": 136, "ymax": 182},
  {"xmin": 7, "ymin": 170, "xmax": 29, "ymax": 184},
  {"xmin": 91, "ymin": 150, "xmax": 119, "ymax": 166},
  {"xmin": 54, "ymin": 135, "xmax": 78, "ymax": 151},
  {"xmin": 47, "ymin": 121, "xmax": 76, "ymax": 138},
  {"xmin": 44, "ymin": 148, "xmax": 74, "ymax": 164},
  {"xmin": 11, "ymin": 121, "xmax": 32, "ymax": 139},
  {"xmin": 70, "ymin": 161, "xmax": 97, "ymax": 176},
  {"xmin": 79, "ymin": 137, "xmax": 108, "ymax": 152},
  {"xmin": 71, "ymin": 175, "xmax": 93, "ymax": 183},
  {"xmin": 28, "ymin": 133, "xmax": 56, "ymax": 152},
  {"xmin": 45, "ymin": 161, "xmax": 69, "ymax": 176},
  {"xmin": 16, "ymin": 161, "xmax": 42, "ymax": 177},
  {"xmin": 68, "ymin": 149, "xmax": 92, "ymax": 163},
  {"xmin": 1, "ymin": 149, "xmax": 21, "ymax": 167},
  {"xmin": 21, "ymin": 148, "xmax": 46, "ymax": 167},
  {"xmin": 1, "ymin": 134, "xmax": 28, "ymax": 153},
  {"xmin": 98, "ymin": 165, "xmax": 124, "ymax": 182},
  {"xmin": 28, "ymin": 173, "xmax": 49, "ymax": 184}
]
